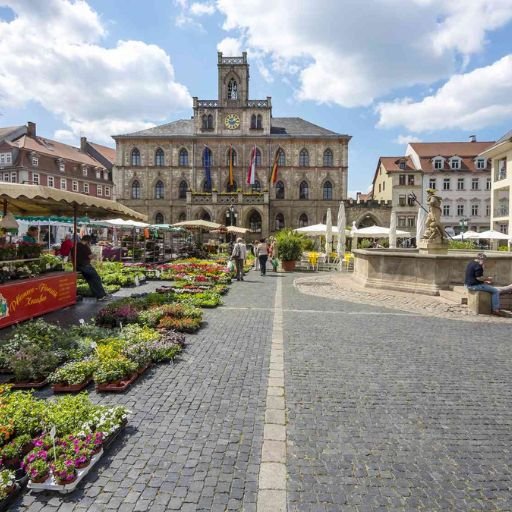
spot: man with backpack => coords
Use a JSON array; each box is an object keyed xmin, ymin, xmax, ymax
[{"xmin": 231, "ymin": 237, "xmax": 247, "ymax": 281}]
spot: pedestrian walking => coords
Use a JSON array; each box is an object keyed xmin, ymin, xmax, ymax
[
  {"xmin": 231, "ymin": 237, "xmax": 247, "ymax": 281},
  {"xmin": 75, "ymin": 235, "xmax": 109, "ymax": 300},
  {"xmin": 256, "ymin": 238, "xmax": 269, "ymax": 276}
]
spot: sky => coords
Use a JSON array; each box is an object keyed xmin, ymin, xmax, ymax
[{"xmin": 0, "ymin": 0, "xmax": 511, "ymax": 196}]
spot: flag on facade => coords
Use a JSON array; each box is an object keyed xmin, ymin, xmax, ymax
[
  {"xmin": 246, "ymin": 145, "xmax": 256, "ymax": 185},
  {"xmin": 203, "ymin": 145, "xmax": 211, "ymax": 190},
  {"xmin": 229, "ymin": 145, "xmax": 234, "ymax": 187},
  {"xmin": 270, "ymin": 148, "xmax": 280, "ymax": 185}
]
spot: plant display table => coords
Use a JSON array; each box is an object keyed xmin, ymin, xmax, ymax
[{"xmin": 0, "ymin": 272, "xmax": 76, "ymax": 329}]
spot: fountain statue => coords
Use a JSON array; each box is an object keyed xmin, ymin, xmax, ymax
[{"xmin": 418, "ymin": 189, "xmax": 448, "ymax": 254}]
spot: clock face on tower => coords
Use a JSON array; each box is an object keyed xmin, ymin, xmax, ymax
[{"xmin": 224, "ymin": 113, "xmax": 240, "ymax": 130}]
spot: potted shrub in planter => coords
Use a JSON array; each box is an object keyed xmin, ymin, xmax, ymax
[
  {"xmin": 9, "ymin": 345, "xmax": 60, "ymax": 388},
  {"xmin": 275, "ymin": 229, "xmax": 305, "ymax": 271},
  {"xmin": 48, "ymin": 360, "xmax": 97, "ymax": 393},
  {"xmin": 94, "ymin": 357, "xmax": 138, "ymax": 391},
  {"xmin": 24, "ymin": 458, "xmax": 50, "ymax": 484},
  {"xmin": 51, "ymin": 458, "xmax": 77, "ymax": 485}
]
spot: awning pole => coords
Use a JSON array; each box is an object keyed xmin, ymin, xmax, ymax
[{"xmin": 73, "ymin": 204, "xmax": 78, "ymax": 271}]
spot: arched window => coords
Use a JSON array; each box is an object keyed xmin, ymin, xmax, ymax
[
  {"xmin": 202, "ymin": 147, "xmax": 213, "ymax": 168},
  {"xmin": 275, "ymin": 213, "xmax": 285, "ymax": 230},
  {"xmin": 323, "ymin": 148, "xmax": 333, "ymax": 167},
  {"xmin": 155, "ymin": 212, "xmax": 164, "ymax": 224},
  {"xmin": 131, "ymin": 148, "xmax": 141, "ymax": 166},
  {"xmin": 228, "ymin": 79, "xmax": 238, "ymax": 99},
  {"xmin": 131, "ymin": 180, "xmax": 141, "ymax": 199},
  {"xmin": 155, "ymin": 148, "xmax": 164, "ymax": 166},
  {"xmin": 178, "ymin": 180, "xmax": 188, "ymax": 199},
  {"xmin": 179, "ymin": 148, "xmax": 188, "ymax": 166},
  {"xmin": 299, "ymin": 181, "xmax": 309, "ymax": 199},
  {"xmin": 253, "ymin": 180, "xmax": 261, "ymax": 192},
  {"xmin": 202, "ymin": 115, "xmax": 208, "ymax": 130},
  {"xmin": 299, "ymin": 148, "xmax": 309, "ymax": 167},
  {"xmin": 202, "ymin": 180, "xmax": 211, "ymax": 193},
  {"xmin": 207, "ymin": 114, "xmax": 213, "ymax": 129},
  {"xmin": 277, "ymin": 149, "xmax": 285, "ymax": 166},
  {"xmin": 299, "ymin": 213, "xmax": 308, "ymax": 227},
  {"xmin": 226, "ymin": 180, "xmax": 237, "ymax": 193},
  {"xmin": 249, "ymin": 211, "xmax": 262, "ymax": 232},
  {"xmin": 200, "ymin": 210, "xmax": 211, "ymax": 221},
  {"xmin": 323, "ymin": 181, "xmax": 333, "ymax": 200},
  {"xmin": 256, "ymin": 114, "xmax": 262, "ymax": 129},
  {"xmin": 154, "ymin": 180, "xmax": 164, "ymax": 199},
  {"xmin": 255, "ymin": 148, "xmax": 262, "ymax": 166},
  {"xmin": 251, "ymin": 114, "xmax": 257, "ymax": 129},
  {"xmin": 178, "ymin": 212, "xmax": 186, "ymax": 222},
  {"xmin": 227, "ymin": 148, "xmax": 237, "ymax": 166},
  {"xmin": 276, "ymin": 181, "xmax": 285, "ymax": 199}
]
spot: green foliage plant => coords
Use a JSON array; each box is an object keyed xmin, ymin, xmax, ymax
[{"xmin": 275, "ymin": 229, "xmax": 304, "ymax": 261}]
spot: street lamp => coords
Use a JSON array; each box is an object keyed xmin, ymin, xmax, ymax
[
  {"xmin": 226, "ymin": 204, "xmax": 237, "ymax": 243},
  {"xmin": 459, "ymin": 218, "xmax": 469, "ymax": 241}
]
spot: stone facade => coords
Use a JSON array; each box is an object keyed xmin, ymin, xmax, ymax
[{"xmin": 113, "ymin": 52, "xmax": 352, "ymax": 239}]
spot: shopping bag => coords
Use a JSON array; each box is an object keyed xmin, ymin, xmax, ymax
[{"xmin": 227, "ymin": 260, "xmax": 235, "ymax": 273}]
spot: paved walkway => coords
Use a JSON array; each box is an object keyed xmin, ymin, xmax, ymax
[{"xmin": 11, "ymin": 270, "xmax": 512, "ymax": 511}]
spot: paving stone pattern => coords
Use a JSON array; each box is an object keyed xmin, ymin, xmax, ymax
[
  {"xmin": 12, "ymin": 273, "xmax": 276, "ymax": 511},
  {"xmin": 284, "ymin": 274, "xmax": 512, "ymax": 512}
]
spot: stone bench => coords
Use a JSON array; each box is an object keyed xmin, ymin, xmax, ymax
[{"xmin": 467, "ymin": 290, "xmax": 492, "ymax": 315}]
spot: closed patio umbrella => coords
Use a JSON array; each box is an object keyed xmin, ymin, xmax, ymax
[{"xmin": 325, "ymin": 208, "xmax": 333, "ymax": 256}]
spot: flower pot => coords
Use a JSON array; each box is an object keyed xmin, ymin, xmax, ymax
[
  {"xmin": 52, "ymin": 379, "xmax": 91, "ymax": 393},
  {"xmin": 75, "ymin": 459, "xmax": 90, "ymax": 470},
  {"xmin": 2, "ymin": 456, "xmax": 20, "ymax": 470},
  {"xmin": 9, "ymin": 378, "xmax": 48, "ymax": 390},
  {"xmin": 55, "ymin": 473, "xmax": 77, "ymax": 486},
  {"xmin": 281, "ymin": 260, "xmax": 296, "ymax": 272},
  {"xmin": 31, "ymin": 473, "xmax": 49, "ymax": 484}
]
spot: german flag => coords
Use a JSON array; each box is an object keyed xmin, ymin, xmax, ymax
[{"xmin": 270, "ymin": 148, "xmax": 280, "ymax": 185}]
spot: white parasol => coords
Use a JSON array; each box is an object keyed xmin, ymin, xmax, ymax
[
  {"xmin": 325, "ymin": 208, "xmax": 333, "ymax": 255},
  {"xmin": 336, "ymin": 201, "xmax": 346, "ymax": 258},
  {"xmin": 389, "ymin": 210, "xmax": 397, "ymax": 249}
]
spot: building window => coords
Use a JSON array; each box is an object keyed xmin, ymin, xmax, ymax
[
  {"xmin": 226, "ymin": 180, "xmax": 237, "ymax": 193},
  {"xmin": 131, "ymin": 148, "xmax": 141, "ymax": 166},
  {"xmin": 275, "ymin": 213, "xmax": 285, "ymax": 230},
  {"xmin": 249, "ymin": 211, "xmax": 262, "ymax": 232},
  {"xmin": 178, "ymin": 212, "xmax": 187, "ymax": 222},
  {"xmin": 399, "ymin": 160, "xmax": 406, "ymax": 170},
  {"xmin": 227, "ymin": 148, "xmax": 237, "ymax": 166},
  {"xmin": 97, "ymin": 185, "xmax": 103, "ymax": 196},
  {"xmin": 499, "ymin": 223, "xmax": 508, "ymax": 234},
  {"xmin": 31, "ymin": 155, "xmax": 39, "ymax": 167},
  {"xmin": 131, "ymin": 180, "xmax": 141, "ymax": 199},
  {"xmin": 155, "ymin": 213, "xmax": 164, "ymax": 224},
  {"xmin": 250, "ymin": 114, "xmax": 256, "ymax": 129},
  {"xmin": 0, "ymin": 152, "xmax": 12, "ymax": 165},
  {"xmin": 2, "ymin": 172, "xmax": 9, "ymax": 182},
  {"xmin": 378, "ymin": 184, "xmax": 381, "ymax": 193},
  {"xmin": 323, "ymin": 149, "xmax": 333, "ymax": 167},
  {"xmin": 179, "ymin": 148, "xmax": 188, "ymax": 166},
  {"xmin": 32, "ymin": 173, "xmax": 39, "ymax": 185},
  {"xmin": 202, "ymin": 115, "xmax": 208, "ymax": 130},
  {"xmin": 399, "ymin": 174, "xmax": 406, "ymax": 185},
  {"xmin": 407, "ymin": 216, "xmax": 415, "ymax": 228},
  {"xmin": 450, "ymin": 158, "xmax": 460, "ymax": 170},
  {"xmin": 255, "ymin": 148, "xmax": 262, "ymax": 166},
  {"xmin": 72, "ymin": 180, "xmax": 78, "ymax": 192},
  {"xmin": 457, "ymin": 178, "xmax": 464, "ymax": 191},
  {"xmin": 10, "ymin": 172, "xmax": 16, "ymax": 183},
  {"xmin": 457, "ymin": 204, "xmax": 464, "ymax": 216},
  {"xmin": 298, "ymin": 213, "xmax": 308, "ymax": 227},
  {"xmin": 397, "ymin": 216, "xmax": 406, "ymax": 228},
  {"xmin": 277, "ymin": 149, "xmax": 285, "ymax": 166},
  {"xmin": 227, "ymin": 78, "xmax": 238, "ymax": 100},
  {"xmin": 323, "ymin": 181, "xmax": 333, "ymax": 200},
  {"xmin": 471, "ymin": 178, "xmax": 479, "ymax": 190},
  {"xmin": 202, "ymin": 147, "xmax": 213, "ymax": 168},
  {"xmin": 155, "ymin": 180, "xmax": 164, "ymax": 199},
  {"xmin": 84, "ymin": 183, "xmax": 89, "ymax": 194},
  {"xmin": 407, "ymin": 195, "xmax": 415, "ymax": 206},
  {"xmin": 59, "ymin": 161, "xmax": 65, "ymax": 173},
  {"xmin": 256, "ymin": 115, "xmax": 262, "ymax": 129},
  {"xmin": 207, "ymin": 114, "xmax": 213, "ymax": 129},
  {"xmin": 429, "ymin": 178, "xmax": 436, "ymax": 189},
  {"xmin": 399, "ymin": 195, "xmax": 406, "ymax": 206},
  {"xmin": 486, "ymin": 178, "xmax": 491, "ymax": 190},
  {"xmin": 486, "ymin": 204, "xmax": 490, "ymax": 216},
  {"xmin": 96, "ymin": 170, "xmax": 101, "ymax": 179},
  {"xmin": 299, "ymin": 181, "xmax": 309, "ymax": 199},
  {"xmin": 408, "ymin": 175, "xmax": 415, "ymax": 185},
  {"xmin": 443, "ymin": 178, "xmax": 450, "ymax": 190},
  {"xmin": 471, "ymin": 204, "xmax": 479, "ymax": 216},
  {"xmin": 434, "ymin": 159, "xmax": 443, "ymax": 169},
  {"xmin": 253, "ymin": 180, "xmax": 261, "ymax": 193},
  {"xmin": 60, "ymin": 178, "xmax": 66, "ymax": 190},
  {"xmin": 276, "ymin": 181, "xmax": 285, "ymax": 199},
  {"xmin": 382, "ymin": 182, "xmax": 385, "ymax": 191},
  {"xmin": 105, "ymin": 186, "xmax": 111, "ymax": 197},
  {"xmin": 443, "ymin": 204, "xmax": 450, "ymax": 216},
  {"xmin": 178, "ymin": 180, "xmax": 188, "ymax": 199},
  {"xmin": 476, "ymin": 158, "xmax": 486, "ymax": 169},
  {"xmin": 82, "ymin": 166, "xmax": 88, "ymax": 176},
  {"xmin": 155, "ymin": 148, "xmax": 164, "ymax": 166},
  {"xmin": 299, "ymin": 148, "xmax": 309, "ymax": 167},
  {"xmin": 497, "ymin": 158, "xmax": 507, "ymax": 180},
  {"xmin": 202, "ymin": 179, "xmax": 211, "ymax": 193}
]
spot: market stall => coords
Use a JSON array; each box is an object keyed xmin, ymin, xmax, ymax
[{"xmin": 0, "ymin": 183, "xmax": 146, "ymax": 329}]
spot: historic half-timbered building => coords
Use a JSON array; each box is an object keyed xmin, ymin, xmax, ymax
[{"xmin": 113, "ymin": 52, "xmax": 351, "ymax": 239}]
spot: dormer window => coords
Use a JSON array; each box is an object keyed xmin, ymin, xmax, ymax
[
  {"xmin": 0, "ymin": 152, "xmax": 12, "ymax": 165},
  {"xmin": 58, "ymin": 160, "xmax": 65, "ymax": 172},
  {"xmin": 31, "ymin": 154, "xmax": 39, "ymax": 167},
  {"xmin": 450, "ymin": 157, "xmax": 461, "ymax": 170},
  {"xmin": 228, "ymin": 79, "xmax": 238, "ymax": 100},
  {"xmin": 82, "ymin": 166, "xmax": 88, "ymax": 177},
  {"xmin": 476, "ymin": 158, "xmax": 486, "ymax": 170},
  {"xmin": 399, "ymin": 159, "xmax": 406, "ymax": 169},
  {"xmin": 434, "ymin": 158, "xmax": 443, "ymax": 170}
]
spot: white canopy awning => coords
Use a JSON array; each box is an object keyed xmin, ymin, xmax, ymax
[
  {"xmin": 294, "ymin": 223, "xmax": 351, "ymax": 236},
  {"xmin": 353, "ymin": 225, "xmax": 411, "ymax": 237}
]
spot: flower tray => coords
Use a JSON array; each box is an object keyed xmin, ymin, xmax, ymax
[
  {"xmin": 95, "ymin": 372, "xmax": 139, "ymax": 393},
  {"xmin": 8, "ymin": 378, "xmax": 48, "ymax": 390},
  {"xmin": 52, "ymin": 379, "xmax": 92, "ymax": 393},
  {"xmin": 0, "ymin": 483, "xmax": 21, "ymax": 512},
  {"xmin": 28, "ymin": 449, "xmax": 103, "ymax": 495},
  {"xmin": 103, "ymin": 422, "xmax": 127, "ymax": 450}
]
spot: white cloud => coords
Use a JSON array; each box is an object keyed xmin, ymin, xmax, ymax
[
  {"xmin": 0, "ymin": 0, "xmax": 192, "ymax": 143},
  {"xmin": 53, "ymin": 129, "xmax": 76, "ymax": 144},
  {"xmin": 394, "ymin": 134, "xmax": 422, "ymax": 144},
  {"xmin": 217, "ymin": 37, "xmax": 242, "ymax": 56},
  {"xmin": 377, "ymin": 55, "xmax": 512, "ymax": 132},
  {"xmin": 190, "ymin": 2, "xmax": 216, "ymax": 15},
  {"xmin": 214, "ymin": 0, "xmax": 512, "ymax": 108}
]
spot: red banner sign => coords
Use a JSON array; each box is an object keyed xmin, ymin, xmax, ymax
[{"xmin": 0, "ymin": 272, "xmax": 76, "ymax": 329}]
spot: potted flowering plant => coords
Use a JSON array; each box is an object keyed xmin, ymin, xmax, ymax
[
  {"xmin": 0, "ymin": 468, "xmax": 16, "ymax": 499},
  {"xmin": 48, "ymin": 359, "xmax": 97, "ymax": 392},
  {"xmin": 0, "ymin": 434, "xmax": 33, "ymax": 469},
  {"xmin": 51, "ymin": 458, "xmax": 77, "ymax": 485},
  {"xmin": 25, "ymin": 458, "xmax": 50, "ymax": 484}
]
